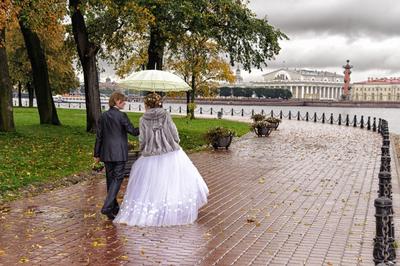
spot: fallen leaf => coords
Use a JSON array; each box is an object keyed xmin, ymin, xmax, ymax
[
  {"xmin": 91, "ymin": 241, "xmax": 105, "ymax": 248},
  {"xmin": 19, "ymin": 257, "xmax": 29, "ymax": 263},
  {"xmin": 118, "ymin": 255, "xmax": 129, "ymax": 261},
  {"xmin": 246, "ymin": 216, "xmax": 257, "ymax": 223},
  {"xmin": 258, "ymin": 177, "xmax": 265, "ymax": 184},
  {"xmin": 0, "ymin": 250, "xmax": 5, "ymax": 256}
]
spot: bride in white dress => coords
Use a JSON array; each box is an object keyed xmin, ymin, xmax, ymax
[{"xmin": 114, "ymin": 93, "xmax": 209, "ymax": 227}]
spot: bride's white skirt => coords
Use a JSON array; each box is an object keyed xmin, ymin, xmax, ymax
[{"xmin": 114, "ymin": 149, "xmax": 209, "ymax": 227}]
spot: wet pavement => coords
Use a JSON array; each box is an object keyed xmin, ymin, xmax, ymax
[{"xmin": 0, "ymin": 120, "xmax": 397, "ymax": 265}]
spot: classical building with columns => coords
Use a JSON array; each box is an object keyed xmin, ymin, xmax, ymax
[
  {"xmin": 351, "ymin": 78, "xmax": 400, "ymax": 101},
  {"xmin": 224, "ymin": 68, "xmax": 345, "ymax": 100},
  {"xmin": 259, "ymin": 68, "xmax": 344, "ymax": 100}
]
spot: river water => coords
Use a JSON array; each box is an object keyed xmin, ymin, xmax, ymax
[
  {"xmin": 151, "ymin": 102, "xmax": 400, "ymax": 134},
  {"xmin": 14, "ymin": 98, "xmax": 400, "ymax": 134}
]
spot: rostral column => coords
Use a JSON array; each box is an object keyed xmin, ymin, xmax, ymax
[{"xmin": 342, "ymin": 60, "xmax": 352, "ymax": 100}]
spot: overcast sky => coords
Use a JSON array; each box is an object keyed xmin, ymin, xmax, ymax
[
  {"xmin": 99, "ymin": 0, "xmax": 400, "ymax": 83},
  {"xmin": 242, "ymin": 0, "xmax": 400, "ymax": 82}
]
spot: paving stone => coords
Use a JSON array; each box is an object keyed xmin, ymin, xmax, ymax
[{"xmin": 0, "ymin": 120, "xmax": 397, "ymax": 265}]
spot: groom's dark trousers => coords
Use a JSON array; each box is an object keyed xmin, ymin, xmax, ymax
[{"xmin": 94, "ymin": 107, "xmax": 139, "ymax": 216}]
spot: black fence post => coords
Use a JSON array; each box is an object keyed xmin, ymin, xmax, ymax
[
  {"xmin": 289, "ymin": 111, "xmax": 292, "ymax": 120},
  {"xmin": 360, "ymin": 115, "xmax": 364, "ymax": 129},
  {"xmin": 330, "ymin": 113, "xmax": 333, "ymax": 124},
  {"xmin": 128, "ymin": 104, "xmax": 131, "ymax": 111},
  {"xmin": 139, "ymin": 105, "xmax": 141, "ymax": 111},
  {"xmin": 380, "ymin": 155, "xmax": 391, "ymax": 173},
  {"xmin": 314, "ymin": 112, "xmax": 317, "ymax": 123},
  {"xmin": 322, "ymin": 113, "xmax": 325, "ymax": 123},
  {"xmin": 367, "ymin": 116, "xmax": 371, "ymax": 130},
  {"xmin": 382, "ymin": 145, "xmax": 390, "ymax": 157},
  {"xmin": 271, "ymin": 110, "xmax": 274, "ymax": 117},
  {"xmin": 241, "ymin": 109, "xmax": 244, "ymax": 117},
  {"xmin": 353, "ymin": 115, "xmax": 357, "ymax": 127},
  {"xmin": 378, "ymin": 171, "xmax": 393, "ymax": 199},
  {"xmin": 170, "ymin": 106, "xmax": 173, "ymax": 113},
  {"xmin": 346, "ymin": 114, "xmax": 349, "ymax": 126},
  {"xmin": 306, "ymin": 112, "xmax": 309, "ymax": 122},
  {"xmin": 210, "ymin": 107, "xmax": 213, "ymax": 115},
  {"xmin": 378, "ymin": 118, "xmax": 382, "ymax": 133},
  {"xmin": 338, "ymin": 114, "xmax": 342, "ymax": 126},
  {"xmin": 373, "ymin": 118, "xmax": 377, "ymax": 132},
  {"xmin": 373, "ymin": 197, "xmax": 396, "ymax": 265},
  {"xmin": 297, "ymin": 111, "xmax": 300, "ymax": 121},
  {"xmin": 261, "ymin": 109, "xmax": 264, "ymax": 115},
  {"xmin": 179, "ymin": 106, "xmax": 182, "ymax": 113},
  {"xmin": 280, "ymin": 110, "xmax": 283, "ymax": 119},
  {"xmin": 231, "ymin": 108, "xmax": 234, "ymax": 116},
  {"xmin": 251, "ymin": 109, "xmax": 254, "ymax": 117}
]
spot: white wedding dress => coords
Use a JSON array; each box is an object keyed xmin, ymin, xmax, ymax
[{"xmin": 113, "ymin": 148, "xmax": 209, "ymax": 227}]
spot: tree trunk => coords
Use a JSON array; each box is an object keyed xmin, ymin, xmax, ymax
[
  {"xmin": 146, "ymin": 26, "xmax": 165, "ymax": 70},
  {"xmin": 189, "ymin": 72, "xmax": 196, "ymax": 119},
  {"xmin": 27, "ymin": 81, "xmax": 34, "ymax": 107},
  {"xmin": 18, "ymin": 82, "xmax": 23, "ymax": 107},
  {"xmin": 0, "ymin": 28, "xmax": 15, "ymax": 132},
  {"xmin": 19, "ymin": 20, "xmax": 60, "ymax": 125},
  {"xmin": 69, "ymin": 0, "xmax": 101, "ymax": 133},
  {"xmin": 186, "ymin": 91, "xmax": 190, "ymax": 116}
]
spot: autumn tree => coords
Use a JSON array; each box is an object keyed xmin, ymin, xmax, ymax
[
  {"xmin": 17, "ymin": 0, "xmax": 69, "ymax": 125},
  {"xmin": 0, "ymin": 0, "xmax": 15, "ymax": 132},
  {"xmin": 167, "ymin": 35, "xmax": 235, "ymax": 119},
  {"xmin": 69, "ymin": 0, "xmax": 150, "ymax": 132},
  {"xmin": 137, "ymin": 1, "xmax": 286, "ymax": 73}
]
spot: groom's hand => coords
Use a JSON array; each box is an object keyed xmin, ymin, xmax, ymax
[{"xmin": 94, "ymin": 157, "xmax": 100, "ymax": 163}]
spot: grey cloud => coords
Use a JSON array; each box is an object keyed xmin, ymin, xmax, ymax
[{"xmin": 249, "ymin": 0, "xmax": 400, "ymax": 38}]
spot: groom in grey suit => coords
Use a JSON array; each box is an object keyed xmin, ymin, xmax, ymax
[{"xmin": 94, "ymin": 92, "xmax": 139, "ymax": 220}]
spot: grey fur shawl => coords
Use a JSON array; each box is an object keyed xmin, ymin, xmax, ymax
[{"xmin": 139, "ymin": 108, "xmax": 180, "ymax": 156}]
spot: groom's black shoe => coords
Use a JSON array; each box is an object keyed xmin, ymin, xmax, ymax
[{"xmin": 101, "ymin": 209, "xmax": 116, "ymax": 220}]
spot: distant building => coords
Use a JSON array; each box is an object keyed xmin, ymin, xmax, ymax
[
  {"xmin": 235, "ymin": 67, "xmax": 243, "ymax": 84},
  {"xmin": 351, "ymin": 77, "xmax": 400, "ymax": 101},
  {"xmin": 260, "ymin": 68, "xmax": 344, "ymax": 100}
]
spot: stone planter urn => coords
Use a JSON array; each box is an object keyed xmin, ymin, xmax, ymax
[
  {"xmin": 212, "ymin": 135, "xmax": 233, "ymax": 149},
  {"xmin": 270, "ymin": 122, "xmax": 280, "ymax": 130},
  {"xmin": 255, "ymin": 126, "xmax": 272, "ymax": 137}
]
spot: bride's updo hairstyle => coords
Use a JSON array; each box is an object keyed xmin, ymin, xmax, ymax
[{"xmin": 144, "ymin": 92, "xmax": 162, "ymax": 108}]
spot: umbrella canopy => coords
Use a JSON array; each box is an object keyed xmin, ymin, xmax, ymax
[{"xmin": 119, "ymin": 70, "xmax": 191, "ymax": 92}]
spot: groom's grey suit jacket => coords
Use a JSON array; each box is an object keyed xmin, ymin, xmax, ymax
[{"xmin": 94, "ymin": 107, "xmax": 139, "ymax": 162}]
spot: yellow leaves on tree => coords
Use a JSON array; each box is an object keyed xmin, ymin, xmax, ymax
[{"xmin": 167, "ymin": 35, "xmax": 235, "ymax": 98}]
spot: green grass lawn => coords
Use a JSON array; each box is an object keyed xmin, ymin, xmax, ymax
[{"xmin": 0, "ymin": 108, "xmax": 249, "ymax": 198}]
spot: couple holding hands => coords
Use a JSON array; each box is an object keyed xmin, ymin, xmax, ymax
[{"xmin": 94, "ymin": 92, "xmax": 209, "ymax": 227}]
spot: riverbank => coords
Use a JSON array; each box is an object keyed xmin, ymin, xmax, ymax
[{"xmin": 165, "ymin": 98, "xmax": 400, "ymax": 108}]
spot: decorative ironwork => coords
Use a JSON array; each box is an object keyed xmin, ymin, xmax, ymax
[
  {"xmin": 380, "ymin": 155, "xmax": 391, "ymax": 173},
  {"xmin": 373, "ymin": 197, "xmax": 396, "ymax": 265},
  {"xmin": 378, "ymin": 171, "xmax": 393, "ymax": 199}
]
